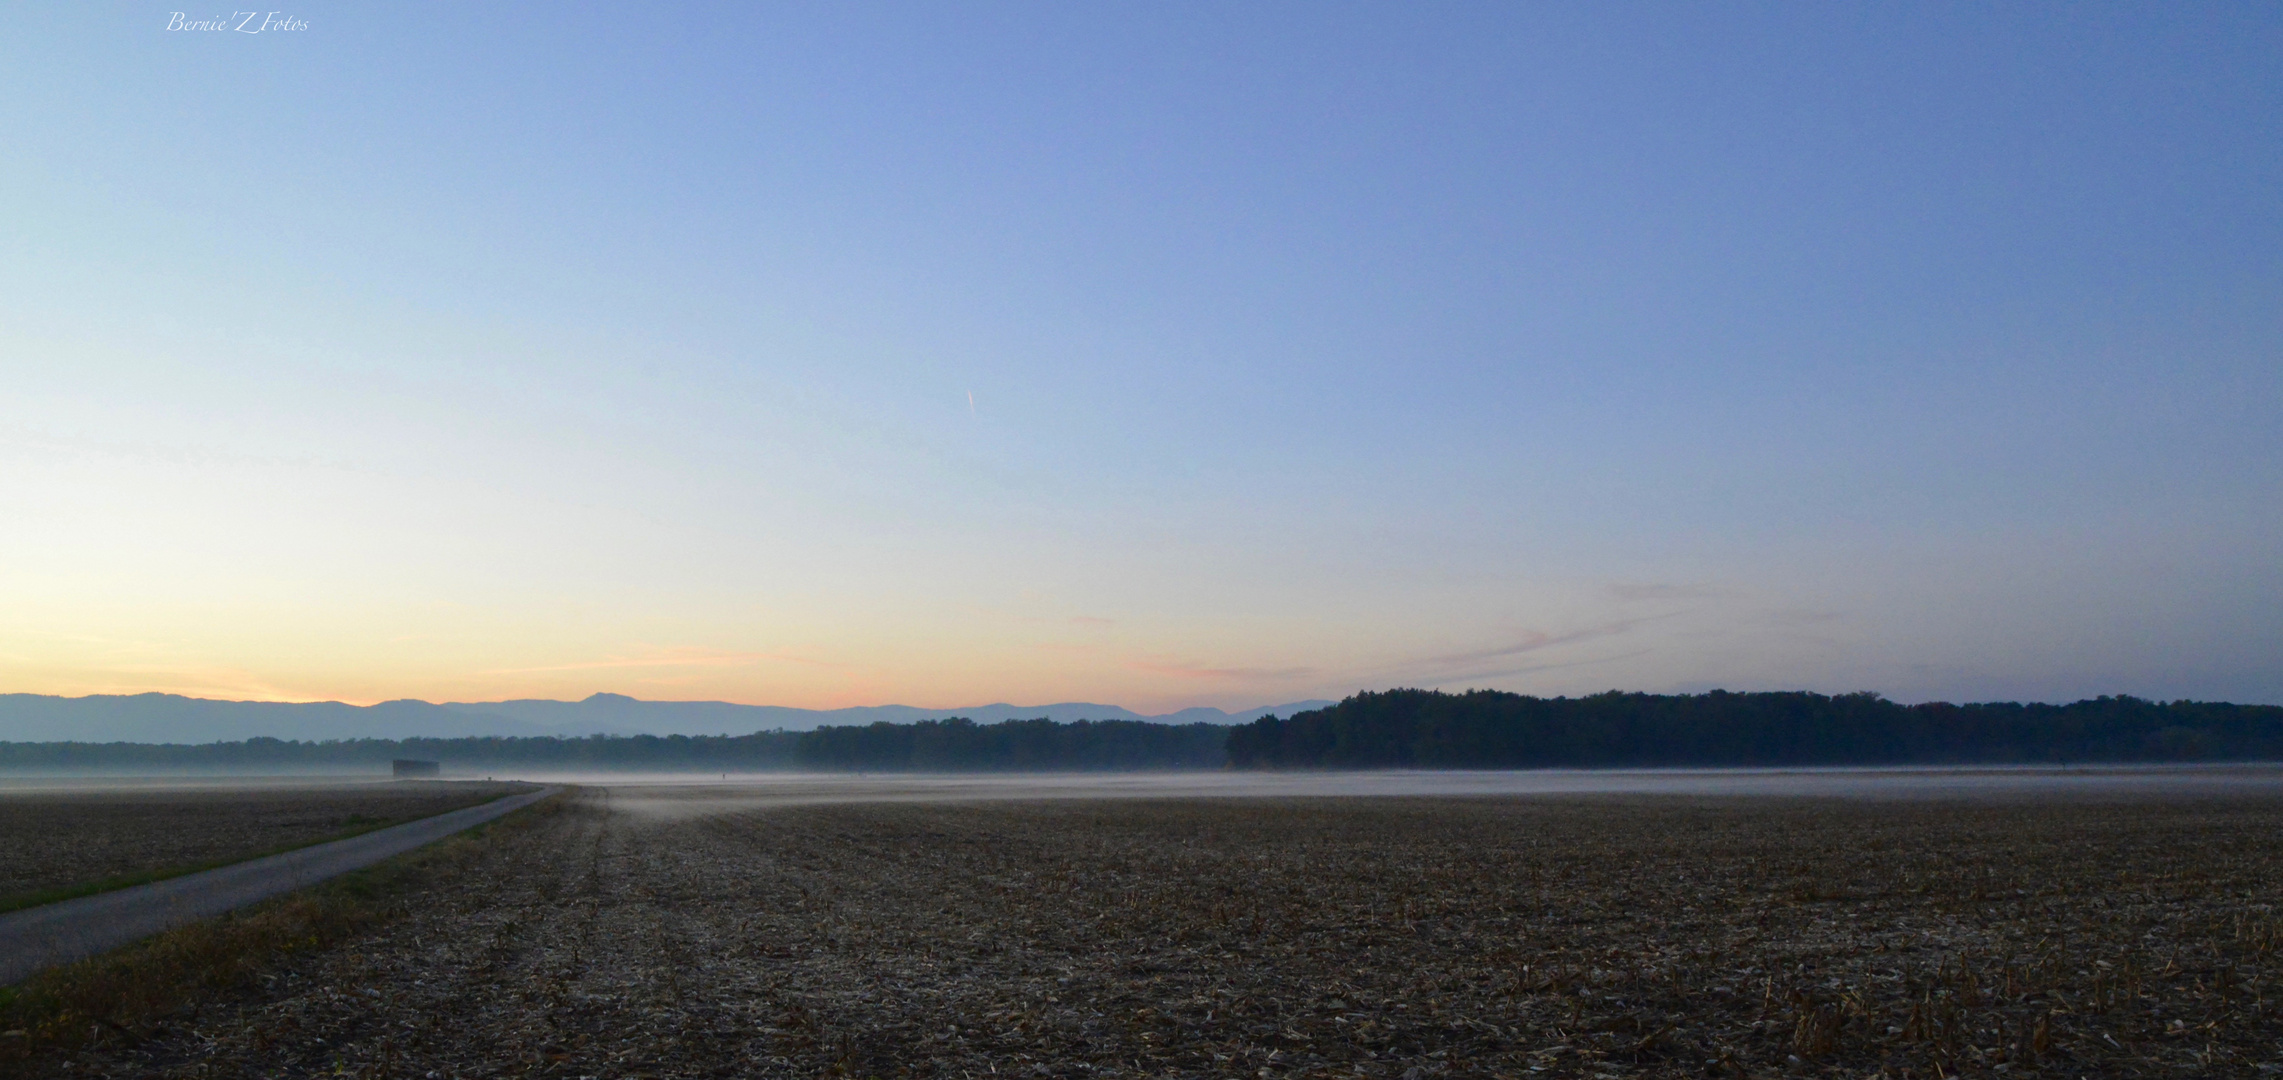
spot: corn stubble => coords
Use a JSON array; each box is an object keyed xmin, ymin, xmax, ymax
[
  {"xmin": 0, "ymin": 782, "xmax": 528, "ymax": 908},
  {"xmin": 12, "ymin": 791, "xmax": 2283, "ymax": 1078}
]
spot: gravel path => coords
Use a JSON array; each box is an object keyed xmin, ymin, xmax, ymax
[{"xmin": 0, "ymin": 786, "xmax": 558, "ymax": 985}]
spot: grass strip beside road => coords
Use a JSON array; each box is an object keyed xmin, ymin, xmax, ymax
[
  {"xmin": 0, "ymin": 786, "xmax": 534, "ymax": 916},
  {"xmin": 0, "ymin": 789, "xmax": 566, "ymax": 1060}
]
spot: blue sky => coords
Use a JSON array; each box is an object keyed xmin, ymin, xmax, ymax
[{"xmin": 3, "ymin": 3, "xmax": 2278, "ymax": 710}]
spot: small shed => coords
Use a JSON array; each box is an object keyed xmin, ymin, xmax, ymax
[{"xmin": 391, "ymin": 758, "xmax": 441, "ymax": 778}]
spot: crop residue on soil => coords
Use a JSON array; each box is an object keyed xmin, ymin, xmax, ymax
[
  {"xmin": 0, "ymin": 780, "xmax": 529, "ymax": 906},
  {"xmin": 17, "ymin": 788, "xmax": 2283, "ymax": 1077}
]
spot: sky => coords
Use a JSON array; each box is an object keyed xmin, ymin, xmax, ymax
[{"xmin": 2, "ymin": 3, "xmax": 2279, "ymax": 713}]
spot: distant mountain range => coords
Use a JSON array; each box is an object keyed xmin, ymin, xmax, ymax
[{"xmin": 0, "ymin": 692, "xmax": 1336, "ymax": 744}]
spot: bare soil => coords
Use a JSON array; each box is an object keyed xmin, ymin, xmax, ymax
[
  {"xmin": 16, "ymin": 789, "xmax": 2283, "ymax": 1077},
  {"xmin": 0, "ymin": 781, "xmax": 529, "ymax": 907}
]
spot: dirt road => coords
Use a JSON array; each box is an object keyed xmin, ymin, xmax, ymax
[{"xmin": 0, "ymin": 786, "xmax": 557, "ymax": 985}]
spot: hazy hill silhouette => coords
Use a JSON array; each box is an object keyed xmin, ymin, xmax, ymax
[
  {"xmin": 0, "ymin": 693, "xmax": 545, "ymax": 744},
  {"xmin": 0, "ymin": 692, "xmax": 1334, "ymax": 743},
  {"xmin": 440, "ymin": 694, "xmax": 1333, "ymax": 737}
]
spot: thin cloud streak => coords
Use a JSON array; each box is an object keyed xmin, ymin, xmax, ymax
[
  {"xmin": 1606, "ymin": 582, "xmax": 1725, "ymax": 602},
  {"xmin": 1410, "ymin": 617, "xmax": 1662, "ymax": 669},
  {"xmin": 1413, "ymin": 649, "xmax": 1659, "ymax": 686},
  {"xmin": 1128, "ymin": 660, "xmax": 1319, "ymax": 681},
  {"xmin": 1766, "ymin": 609, "xmax": 1845, "ymax": 626},
  {"xmin": 476, "ymin": 647, "xmax": 846, "ymax": 676},
  {"xmin": 1356, "ymin": 617, "xmax": 1677, "ymax": 688}
]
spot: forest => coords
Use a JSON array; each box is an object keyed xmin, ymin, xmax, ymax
[
  {"xmin": 0, "ymin": 717, "xmax": 1228, "ymax": 772},
  {"xmin": 1225, "ymin": 689, "xmax": 2283, "ymax": 768},
  {"xmin": 3, "ymin": 690, "xmax": 2280, "ymax": 773}
]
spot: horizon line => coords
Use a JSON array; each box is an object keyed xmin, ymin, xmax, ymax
[{"xmin": 0, "ymin": 689, "xmax": 1340, "ymax": 714}]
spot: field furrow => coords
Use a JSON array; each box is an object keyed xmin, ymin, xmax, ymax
[{"xmin": 16, "ymin": 788, "xmax": 2283, "ymax": 1078}]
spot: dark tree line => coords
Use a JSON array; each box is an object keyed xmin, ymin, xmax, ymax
[
  {"xmin": 0, "ymin": 732, "xmax": 800, "ymax": 771},
  {"xmin": 6, "ymin": 691, "xmax": 2280, "ymax": 774},
  {"xmin": 0, "ymin": 717, "xmax": 1228, "ymax": 772},
  {"xmin": 795, "ymin": 718, "xmax": 1227, "ymax": 771},
  {"xmin": 1224, "ymin": 689, "xmax": 2283, "ymax": 768}
]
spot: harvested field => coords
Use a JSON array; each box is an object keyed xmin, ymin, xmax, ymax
[
  {"xmin": 0, "ymin": 780, "xmax": 530, "ymax": 909},
  {"xmin": 13, "ymin": 788, "xmax": 2283, "ymax": 1077}
]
